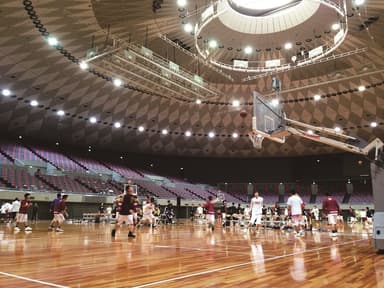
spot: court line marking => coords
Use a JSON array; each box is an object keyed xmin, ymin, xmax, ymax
[
  {"xmin": 132, "ymin": 238, "xmax": 366, "ymax": 288},
  {"xmin": 0, "ymin": 271, "xmax": 69, "ymax": 288}
]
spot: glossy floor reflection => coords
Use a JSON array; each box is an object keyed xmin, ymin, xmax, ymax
[{"xmin": 0, "ymin": 221, "xmax": 381, "ymax": 287}]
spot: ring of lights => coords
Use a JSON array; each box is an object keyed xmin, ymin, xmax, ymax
[{"xmin": 194, "ymin": 0, "xmax": 348, "ymax": 73}]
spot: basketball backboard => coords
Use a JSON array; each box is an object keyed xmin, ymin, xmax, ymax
[{"xmin": 252, "ymin": 91, "xmax": 285, "ymax": 135}]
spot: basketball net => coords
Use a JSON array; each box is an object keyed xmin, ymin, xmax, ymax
[{"xmin": 248, "ymin": 131, "xmax": 265, "ymax": 149}]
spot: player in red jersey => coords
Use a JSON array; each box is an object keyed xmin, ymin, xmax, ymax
[
  {"xmin": 53, "ymin": 195, "xmax": 68, "ymax": 232},
  {"xmin": 322, "ymin": 192, "xmax": 340, "ymax": 237},
  {"xmin": 14, "ymin": 193, "xmax": 33, "ymax": 232},
  {"xmin": 203, "ymin": 196, "xmax": 219, "ymax": 231}
]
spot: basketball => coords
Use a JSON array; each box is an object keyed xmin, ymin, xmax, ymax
[{"xmin": 240, "ymin": 109, "xmax": 248, "ymax": 118}]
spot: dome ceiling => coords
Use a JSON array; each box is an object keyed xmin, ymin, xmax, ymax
[{"xmin": 0, "ymin": 0, "xmax": 383, "ymax": 158}]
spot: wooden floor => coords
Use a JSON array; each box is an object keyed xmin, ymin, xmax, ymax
[{"xmin": 0, "ymin": 220, "xmax": 382, "ymax": 288}]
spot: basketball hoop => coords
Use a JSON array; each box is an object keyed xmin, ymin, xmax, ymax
[{"xmin": 248, "ymin": 132, "xmax": 265, "ymax": 149}]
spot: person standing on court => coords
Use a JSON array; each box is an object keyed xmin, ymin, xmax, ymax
[
  {"xmin": 287, "ymin": 190, "xmax": 304, "ymax": 237},
  {"xmin": 14, "ymin": 193, "xmax": 33, "ymax": 232},
  {"xmin": 54, "ymin": 195, "xmax": 69, "ymax": 232},
  {"xmin": 249, "ymin": 191, "xmax": 264, "ymax": 232},
  {"xmin": 11, "ymin": 198, "xmax": 20, "ymax": 223},
  {"xmin": 203, "ymin": 196, "xmax": 218, "ymax": 231},
  {"xmin": 322, "ymin": 192, "xmax": 340, "ymax": 237},
  {"xmin": 111, "ymin": 186, "xmax": 136, "ymax": 238},
  {"xmin": 49, "ymin": 193, "xmax": 61, "ymax": 230}
]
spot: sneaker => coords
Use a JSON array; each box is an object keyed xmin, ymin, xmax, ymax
[
  {"xmin": 331, "ymin": 232, "xmax": 338, "ymax": 237},
  {"xmin": 25, "ymin": 227, "xmax": 32, "ymax": 231},
  {"xmin": 14, "ymin": 227, "xmax": 20, "ymax": 232},
  {"xmin": 55, "ymin": 228, "xmax": 64, "ymax": 232},
  {"xmin": 128, "ymin": 232, "xmax": 136, "ymax": 238},
  {"xmin": 111, "ymin": 229, "xmax": 116, "ymax": 237}
]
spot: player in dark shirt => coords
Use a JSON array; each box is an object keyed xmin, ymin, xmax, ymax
[{"xmin": 111, "ymin": 187, "xmax": 136, "ymax": 238}]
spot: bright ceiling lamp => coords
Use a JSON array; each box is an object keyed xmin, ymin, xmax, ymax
[
  {"xmin": 138, "ymin": 126, "xmax": 145, "ymax": 132},
  {"xmin": 284, "ymin": 42, "xmax": 292, "ymax": 50},
  {"xmin": 113, "ymin": 78, "xmax": 123, "ymax": 87},
  {"xmin": 244, "ymin": 46, "xmax": 253, "ymax": 54},
  {"xmin": 177, "ymin": 0, "xmax": 187, "ymax": 7},
  {"xmin": 232, "ymin": 132, "xmax": 239, "ymax": 138},
  {"xmin": 334, "ymin": 127, "xmax": 342, "ymax": 133},
  {"xmin": 184, "ymin": 23, "xmax": 193, "ymax": 33},
  {"xmin": 232, "ymin": 100, "xmax": 240, "ymax": 107},
  {"xmin": 313, "ymin": 94, "xmax": 321, "ymax": 101},
  {"xmin": 354, "ymin": 0, "xmax": 364, "ymax": 5},
  {"xmin": 208, "ymin": 40, "xmax": 218, "ymax": 48},
  {"xmin": 332, "ymin": 23, "xmax": 340, "ymax": 31},
  {"xmin": 2, "ymin": 89, "xmax": 11, "ymax": 96},
  {"xmin": 196, "ymin": 99, "xmax": 202, "ymax": 104},
  {"xmin": 229, "ymin": 0, "xmax": 299, "ymax": 10},
  {"xmin": 79, "ymin": 61, "xmax": 89, "ymax": 70},
  {"xmin": 370, "ymin": 122, "xmax": 378, "ymax": 128},
  {"xmin": 358, "ymin": 85, "xmax": 366, "ymax": 92},
  {"xmin": 114, "ymin": 122, "xmax": 121, "ymax": 128},
  {"xmin": 271, "ymin": 99, "xmax": 279, "ymax": 107},
  {"xmin": 30, "ymin": 100, "xmax": 38, "ymax": 107},
  {"xmin": 185, "ymin": 131, "xmax": 192, "ymax": 137},
  {"xmin": 208, "ymin": 132, "xmax": 215, "ymax": 138},
  {"xmin": 57, "ymin": 110, "xmax": 65, "ymax": 116},
  {"xmin": 89, "ymin": 117, "xmax": 97, "ymax": 124},
  {"xmin": 47, "ymin": 36, "xmax": 58, "ymax": 46},
  {"xmin": 162, "ymin": 129, "xmax": 168, "ymax": 135}
]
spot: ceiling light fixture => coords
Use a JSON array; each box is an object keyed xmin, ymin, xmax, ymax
[
  {"xmin": 332, "ymin": 23, "xmax": 341, "ymax": 30},
  {"xmin": 208, "ymin": 132, "xmax": 215, "ymax": 138},
  {"xmin": 370, "ymin": 122, "xmax": 378, "ymax": 128},
  {"xmin": 184, "ymin": 23, "xmax": 193, "ymax": 33},
  {"xmin": 47, "ymin": 36, "xmax": 58, "ymax": 46},
  {"xmin": 89, "ymin": 117, "xmax": 97, "ymax": 124},
  {"xmin": 307, "ymin": 130, "xmax": 314, "ymax": 135},
  {"xmin": 232, "ymin": 100, "xmax": 240, "ymax": 107},
  {"xmin": 30, "ymin": 100, "xmax": 38, "ymax": 107},
  {"xmin": 2, "ymin": 89, "xmax": 11, "ymax": 96},
  {"xmin": 79, "ymin": 61, "xmax": 89, "ymax": 70},
  {"xmin": 271, "ymin": 99, "xmax": 279, "ymax": 107},
  {"xmin": 358, "ymin": 85, "xmax": 366, "ymax": 92},
  {"xmin": 244, "ymin": 46, "xmax": 253, "ymax": 54},
  {"xmin": 196, "ymin": 99, "xmax": 202, "ymax": 104},
  {"xmin": 284, "ymin": 42, "xmax": 292, "ymax": 50},
  {"xmin": 208, "ymin": 40, "xmax": 218, "ymax": 48},
  {"xmin": 354, "ymin": 0, "xmax": 365, "ymax": 5},
  {"xmin": 334, "ymin": 127, "xmax": 342, "ymax": 133},
  {"xmin": 177, "ymin": 0, "xmax": 187, "ymax": 7},
  {"xmin": 138, "ymin": 126, "xmax": 145, "ymax": 132},
  {"xmin": 185, "ymin": 131, "xmax": 192, "ymax": 137},
  {"xmin": 113, "ymin": 78, "xmax": 123, "ymax": 87},
  {"xmin": 232, "ymin": 132, "xmax": 239, "ymax": 138},
  {"xmin": 114, "ymin": 122, "xmax": 121, "ymax": 128},
  {"xmin": 162, "ymin": 129, "xmax": 168, "ymax": 135},
  {"xmin": 313, "ymin": 94, "xmax": 321, "ymax": 101},
  {"xmin": 57, "ymin": 110, "xmax": 65, "ymax": 116}
]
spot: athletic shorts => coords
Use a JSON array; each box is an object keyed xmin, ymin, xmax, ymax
[
  {"xmin": 291, "ymin": 215, "xmax": 302, "ymax": 226},
  {"xmin": 327, "ymin": 213, "xmax": 338, "ymax": 225},
  {"xmin": 143, "ymin": 214, "xmax": 154, "ymax": 220},
  {"xmin": 117, "ymin": 214, "xmax": 134, "ymax": 226},
  {"xmin": 54, "ymin": 213, "xmax": 65, "ymax": 224},
  {"xmin": 16, "ymin": 213, "xmax": 28, "ymax": 223},
  {"xmin": 206, "ymin": 214, "xmax": 215, "ymax": 224},
  {"xmin": 250, "ymin": 213, "xmax": 262, "ymax": 225}
]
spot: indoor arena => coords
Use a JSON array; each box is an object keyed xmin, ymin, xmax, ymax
[{"xmin": 0, "ymin": 0, "xmax": 384, "ymax": 287}]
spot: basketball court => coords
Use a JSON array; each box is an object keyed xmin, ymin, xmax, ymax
[{"xmin": 0, "ymin": 222, "xmax": 380, "ymax": 287}]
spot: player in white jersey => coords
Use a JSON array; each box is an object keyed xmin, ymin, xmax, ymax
[
  {"xmin": 287, "ymin": 191, "xmax": 304, "ymax": 236},
  {"xmin": 249, "ymin": 191, "xmax": 263, "ymax": 231}
]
